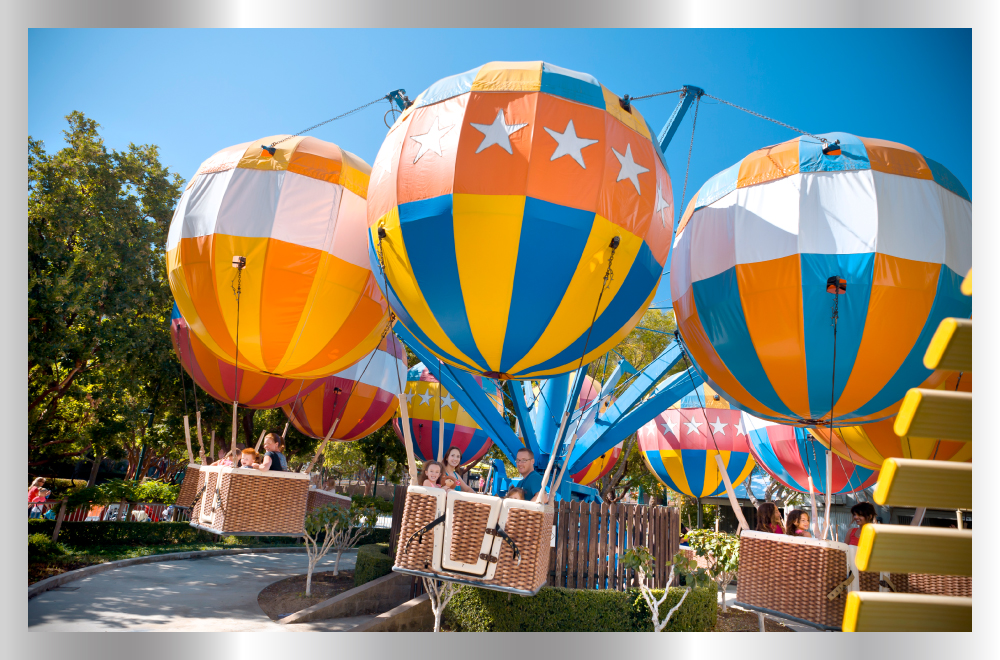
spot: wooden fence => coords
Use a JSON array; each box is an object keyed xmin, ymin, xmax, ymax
[{"xmin": 388, "ymin": 487, "xmax": 680, "ymax": 591}]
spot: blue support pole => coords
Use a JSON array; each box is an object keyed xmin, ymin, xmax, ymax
[{"xmin": 658, "ymin": 85, "xmax": 704, "ymax": 154}]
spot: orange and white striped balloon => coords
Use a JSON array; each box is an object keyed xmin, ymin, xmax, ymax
[{"xmin": 166, "ymin": 136, "xmax": 389, "ymax": 379}]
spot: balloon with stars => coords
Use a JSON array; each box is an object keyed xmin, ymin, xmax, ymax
[
  {"xmin": 392, "ymin": 362, "xmax": 502, "ymax": 466},
  {"xmin": 636, "ymin": 380, "xmax": 756, "ymax": 498},
  {"xmin": 368, "ymin": 61, "xmax": 673, "ymax": 379}
]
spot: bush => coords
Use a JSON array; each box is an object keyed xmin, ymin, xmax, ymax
[
  {"xmin": 31, "ymin": 478, "xmax": 87, "ymax": 499},
  {"xmin": 445, "ymin": 585, "xmax": 717, "ymax": 632},
  {"xmin": 29, "ymin": 533, "xmax": 68, "ymax": 562},
  {"xmin": 354, "ymin": 543, "xmax": 393, "ymax": 586},
  {"xmin": 133, "ymin": 480, "xmax": 179, "ymax": 504},
  {"xmin": 355, "ymin": 527, "xmax": 391, "ymax": 545},
  {"xmin": 28, "ymin": 521, "xmax": 213, "ymax": 547},
  {"xmin": 351, "ymin": 494, "xmax": 393, "ymax": 515},
  {"xmin": 627, "ymin": 586, "xmax": 718, "ymax": 632}
]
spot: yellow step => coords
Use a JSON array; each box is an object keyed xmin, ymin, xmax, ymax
[
  {"xmin": 873, "ymin": 458, "xmax": 972, "ymax": 509},
  {"xmin": 923, "ymin": 318, "xmax": 971, "ymax": 372},
  {"xmin": 894, "ymin": 389, "xmax": 971, "ymax": 441},
  {"xmin": 843, "ymin": 592, "xmax": 971, "ymax": 632},
  {"xmin": 855, "ymin": 524, "xmax": 971, "ymax": 575}
]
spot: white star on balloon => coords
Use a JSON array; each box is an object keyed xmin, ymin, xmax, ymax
[
  {"xmin": 709, "ymin": 417, "xmax": 728, "ymax": 436},
  {"xmin": 654, "ymin": 181, "xmax": 670, "ymax": 228},
  {"xmin": 660, "ymin": 416, "xmax": 678, "ymax": 437},
  {"xmin": 470, "ymin": 110, "xmax": 528, "ymax": 155},
  {"xmin": 543, "ymin": 119, "xmax": 598, "ymax": 168},
  {"xmin": 409, "ymin": 117, "xmax": 454, "ymax": 163},
  {"xmin": 684, "ymin": 417, "xmax": 703, "ymax": 435},
  {"xmin": 734, "ymin": 418, "xmax": 746, "ymax": 437},
  {"xmin": 418, "ymin": 391, "xmax": 433, "ymax": 406},
  {"xmin": 612, "ymin": 143, "xmax": 649, "ymax": 195},
  {"xmin": 440, "ymin": 393, "xmax": 456, "ymax": 409},
  {"xmin": 403, "ymin": 391, "xmax": 414, "ymax": 405}
]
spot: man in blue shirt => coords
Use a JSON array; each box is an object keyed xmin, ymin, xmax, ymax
[{"xmin": 511, "ymin": 448, "xmax": 549, "ymax": 503}]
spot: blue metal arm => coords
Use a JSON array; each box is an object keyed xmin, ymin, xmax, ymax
[
  {"xmin": 658, "ymin": 85, "xmax": 704, "ymax": 153},
  {"xmin": 564, "ymin": 339, "xmax": 687, "ymax": 470},
  {"xmin": 508, "ymin": 380, "xmax": 542, "ymax": 458},
  {"xmin": 567, "ymin": 367, "xmax": 701, "ymax": 470}
]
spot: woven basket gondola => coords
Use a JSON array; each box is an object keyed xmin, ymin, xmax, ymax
[
  {"xmin": 735, "ymin": 531, "xmax": 850, "ymax": 629},
  {"xmin": 392, "ymin": 486, "xmax": 553, "ymax": 595},
  {"xmin": 189, "ymin": 465, "xmax": 309, "ymax": 536},
  {"xmin": 859, "ymin": 570, "xmax": 971, "ymax": 597},
  {"xmin": 175, "ymin": 464, "xmax": 201, "ymax": 508},
  {"xmin": 306, "ymin": 487, "xmax": 352, "ymax": 515}
]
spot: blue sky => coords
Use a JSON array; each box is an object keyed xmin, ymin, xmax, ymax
[{"xmin": 30, "ymin": 28, "xmax": 971, "ymax": 210}]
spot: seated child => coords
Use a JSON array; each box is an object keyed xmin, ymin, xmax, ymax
[
  {"xmin": 256, "ymin": 433, "xmax": 287, "ymax": 472},
  {"xmin": 211, "ymin": 449, "xmax": 238, "ymax": 467},
  {"xmin": 419, "ymin": 461, "xmax": 443, "ymax": 488},
  {"xmin": 441, "ymin": 475, "xmax": 458, "ymax": 490},
  {"xmin": 785, "ymin": 509, "xmax": 813, "ymax": 538},
  {"xmin": 237, "ymin": 447, "xmax": 257, "ymax": 469},
  {"xmin": 505, "ymin": 487, "xmax": 525, "ymax": 500}
]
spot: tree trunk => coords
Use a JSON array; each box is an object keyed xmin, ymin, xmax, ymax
[
  {"xmin": 87, "ymin": 452, "xmax": 102, "ymax": 487},
  {"xmin": 696, "ymin": 497, "xmax": 703, "ymax": 528},
  {"xmin": 305, "ymin": 557, "xmax": 315, "ymax": 597},
  {"xmin": 241, "ymin": 408, "xmax": 256, "ymax": 447},
  {"xmin": 333, "ymin": 549, "xmax": 343, "ymax": 576}
]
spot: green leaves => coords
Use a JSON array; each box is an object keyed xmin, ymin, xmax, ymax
[
  {"xmin": 683, "ymin": 529, "xmax": 741, "ymax": 578},
  {"xmin": 671, "ymin": 551, "xmax": 713, "ymax": 590}
]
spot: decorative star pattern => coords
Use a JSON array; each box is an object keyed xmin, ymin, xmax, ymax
[
  {"xmin": 709, "ymin": 417, "xmax": 728, "ymax": 436},
  {"xmin": 683, "ymin": 417, "xmax": 703, "ymax": 435},
  {"xmin": 403, "ymin": 391, "xmax": 414, "ymax": 405},
  {"xmin": 612, "ymin": 143, "xmax": 649, "ymax": 195},
  {"xmin": 409, "ymin": 117, "xmax": 454, "ymax": 163},
  {"xmin": 734, "ymin": 418, "xmax": 746, "ymax": 437},
  {"xmin": 660, "ymin": 416, "xmax": 678, "ymax": 437},
  {"xmin": 654, "ymin": 181, "xmax": 670, "ymax": 228},
  {"xmin": 372, "ymin": 148, "xmax": 394, "ymax": 186},
  {"xmin": 543, "ymin": 119, "xmax": 599, "ymax": 168},
  {"xmin": 440, "ymin": 393, "xmax": 456, "ymax": 409},
  {"xmin": 470, "ymin": 110, "xmax": 528, "ymax": 155},
  {"xmin": 418, "ymin": 391, "xmax": 433, "ymax": 406}
]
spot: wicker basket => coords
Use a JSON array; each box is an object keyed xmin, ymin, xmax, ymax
[
  {"xmin": 859, "ymin": 570, "xmax": 971, "ymax": 597},
  {"xmin": 189, "ymin": 466, "xmax": 309, "ymax": 536},
  {"xmin": 393, "ymin": 486, "xmax": 553, "ymax": 596},
  {"xmin": 735, "ymin": 531, "xmax": 850, "ymax": 630},
  {"xmin": 306, "ymin": 487, "xmax": 352, "ymax": 515},
  {"xmin": 175, "ymin": 464, "xmax": 201, "ymax": 508}
]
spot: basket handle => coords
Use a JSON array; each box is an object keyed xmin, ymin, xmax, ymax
[
  {"xmin": 488, "ymin": 525, "xmax": 521, "ymax": 564},
  {"xmin": 826, "ymin": 571, "xmax": 855, "ymax": 600},
  {"xmin": 403, "ymin": 514, "xmax": 446, "ymax": 552}
]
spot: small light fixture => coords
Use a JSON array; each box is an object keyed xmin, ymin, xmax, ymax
[
  {"xmin": 619, "ymin": 95, "xmax": 632, "ymax": 113},
  {"xmin": 261, "ymin": 144, "xmax": 276, "ymax": 156},
  {"xmin": 378, "ymin": 227, "xmax": 387, "ymax": 239},
  {"xmin": 610, "ymin": 236, "xmax": 621, "ymax": 249},
  {"xmin": 232, "ymin": 256, "xmax": 247, "ymax": 270},
  {"xmin": 826, "ymin": 276, "xmax": 846, "ymax": 294}
]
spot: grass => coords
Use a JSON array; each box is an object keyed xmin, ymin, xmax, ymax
[{"xmin": 29, "ymin": 538, "xmax": 302, "ymax": 586}]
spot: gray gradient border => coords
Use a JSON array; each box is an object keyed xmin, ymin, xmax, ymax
[{"xmin": 7, "ymin": 0, "xmax": 993, "ymax": 657}]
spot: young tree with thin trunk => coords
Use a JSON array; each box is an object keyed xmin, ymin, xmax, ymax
[
  {"xmin": 302, "ymin": 504, "xmax": 377, "ymax": 597},
  {"xmin": 621, "ymin": 547, "xmax": 711, "ymax": 632},
  {"xmin": 423, "ymin": 578, "xmax": 460, "ymax": 633}
]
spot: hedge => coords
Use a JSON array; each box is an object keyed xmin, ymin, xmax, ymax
[
  {"xmin": 355, "ymin": 527, "xmax": 390, "ymax": 545},
  {"xmin": 350, "ymin": 494, "xmax": 394, "ymax": 515},
  {"xmin": 354, "ymin": 543, "xmax": 393, "ymax": 586},
  {"xmin": 445, "ymin": 585, "xmax": 717, "ymax": 632},
  {"xmin": 29, "ymin": 533, "xmax": 68, "ymax": 562}
]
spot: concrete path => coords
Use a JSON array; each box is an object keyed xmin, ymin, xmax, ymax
[
  {"xmin": 718, "ymin": 584, "xmax": 818, "ymax": 632},
  {"xmin": 29, "ymin": 550, "xmax": 358, "ymax": 632}
]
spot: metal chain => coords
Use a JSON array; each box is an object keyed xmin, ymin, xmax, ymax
[
  {"xmin": 628, "ymin": 89, "xmax": 684, "ymax": 101},
  {"xmin": 270, "ymin": 95, "xmax": 392, "ymax": 147},
  {"xmin": 676, "ymin": 95, "xmax": 701, "ymax": 228},
  {"xmin": 702, "ymin": 93, "xmax": 828, "ymax": 144}
]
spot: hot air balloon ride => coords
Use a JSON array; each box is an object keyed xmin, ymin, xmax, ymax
[
  {"xmin": 392, "ymin": 362, "xmax": 501, "ymax": 466},
  {"xmin": 166, "ymin": 136, "xmax": 390, "ymax": 380},
  {"xmin": 367, "ymin": 61, "xmax": 674, "ymax": 380},
  {"xmin": 637, "ymin": 380, "xmax": 756, "ymax": 498},
  {"xmin": 171, "ymin": 303, "xmax": 321, "ymax": 410},
  {"xmin": 670, "ymin": 133, "xmax": 972, "ymax": 426},
  {"xmin": 809, "ymin": 372, "xmax": 971, "ymax": 468},
  {"xmin": 742, "ymin": 413, "xmax": 879, "ymax": 496},
  {"xmin": 283, "ymin": 333, "xmax": 408, "ymax": 442}
]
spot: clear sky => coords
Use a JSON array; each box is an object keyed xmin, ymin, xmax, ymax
[{"xmin": 29, "ymin": 28, "xmax": 972, "ymax": 210}]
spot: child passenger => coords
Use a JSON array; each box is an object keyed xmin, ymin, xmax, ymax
[
  {"xmin": 847, "ymin": 502, "xmax": 877, "ymax": 546},
  {"xmin": 505, "ymin": 487, "xmax": 525, "ymax": 501},
  {"xmin": 785, "ymin": 509, "xmax": 813, "ymax": 538},
  {"xmin": 237, "ymin": 448, "xmax": 257, "ymax": 469},
  {"xmin": 419, "ymin": 461, "xmax": 444, "ymax": 488}
]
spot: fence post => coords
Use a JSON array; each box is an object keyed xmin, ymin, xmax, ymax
[{"xmin": 51, "ymin": 500, "xmax": 68, "ymax": 543}]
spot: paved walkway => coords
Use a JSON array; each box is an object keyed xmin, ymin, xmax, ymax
[
  {"xmin": 29, "ymin": 550, "xmax": 359, "ymax": 632},
  {"xmin": 719, "ymin": 585, "xmax": 818, "ymax": 632}
]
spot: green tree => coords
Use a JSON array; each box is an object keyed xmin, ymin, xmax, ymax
[
  {"xmin": 354, "ymin": 421, "xmax": 408, "ymax": 494},
  {"xmin": 29, "ymin": 112, "xmax": 185, "ymax": 472}
]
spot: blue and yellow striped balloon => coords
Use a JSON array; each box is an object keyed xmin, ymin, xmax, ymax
[
  {"xmin": 636, "ymin": 384, "xmax": 755, "ymax": 498},
  {"xmin": 366, "ymin": 61, "xmax": 673, "ymax": 379}
]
